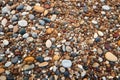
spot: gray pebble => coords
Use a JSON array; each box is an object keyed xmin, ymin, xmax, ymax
[
  {"xmin": 11, "ymin": 56, "xmax": 18, "ymax": 64},
  {"xmin": 102, "ymin": 5, "xmax": 111, "ymax": 11},
  {"xmin": 62, "ymin": 59, "xmax": 72, "ymax": 68},
  {"xmin": 31, "ymin": 32, "xmax": 37, "ymax": 38},
  {"xmin": 5, "ymin": 61, "xmax": 12, "ymax": 67},
  {"xmin": 23, "ymin": 33, "xmax": 29, "ymax": 38},
  {"xmin": 29, "ymin": 14, "xmax": 35, "ymax": 20},
  {"xmin": 16, "ymin": 4, "xmax": 24, "ymax": 10},
  {"xmin": 2, "ymin": 7, "xmax": 10, "ymax": 14},
  {"xmin": 11, "ymin": 15, "xmax": 18, "ymax": 22}
]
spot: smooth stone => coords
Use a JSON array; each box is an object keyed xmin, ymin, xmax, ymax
[
  {"xmin": 117, "ymin": 40, "xmax": 120, "ymax": 46},
  {"xmin": 29, "ymin": 14, "xmax": 35, "ymax": 20},
  {"xmin": 62, "ymin": 45, "xmax": 66, "ymax": 52},
  {"xmin": 23, "ymin": 64, "xmax": 35, "ymax": 71},
  {"xmin": 19, "ymin": 28, "xmax": 26, "ymax": 35},
  {"xmin": 98, "ymin": 31, "xmax": 104, "ymax": 36},
  {"xmin": 105, "ymin": 52, "xmax": 118, "ymax": 62},
  {"xmin": 31, "ymin": 32, "xmax": 37, "ymax": 38},
  {"xmin": 62, "ymin": 59, "xmax": 72, "ymax": 68},
  {"xmin": 39, "ymin": 20, "xmax": 45, "ymax": 26},
  {"xmin": 102, "ymin": 5, "xmax": 110, "ymax": 11},
  {"xmin": 27, "ymin": 37, "xmax": 34, "ymax": 42},
  {"xmin": 53, "ymin": 54, "xmax": 60, "ymax": 61},
  {"xmin": 23, "ymin": 33, "xmax": 29, "ymax": 38},
  {"xmin": 3, "ymin": 39, "xmax": 9, "ymax": 46},
  {"xmin": 2, "ymin": 6, "xmax": 10, "ymax": 14},
  {"xmin": 92, "ymin": 20, "xmax": 98, "ymax": 24},
  {"xmin": 11, "ymin": 15, "xmax": 18, "ymax": 22},
  {"xmin": 60, "ymin": 67, "xmax": 65, "ymax": 73},
  {"xmin": 11, "ymin": 56, "xmax": 18, "ymax": 64},
  {"xmin": 36, "ymin": 56, "xmax": 44, "ymax": 62},
  {"xmin": 81, "ymin": 71, "xmax": 86, "ymax": 77},
  {"xmin": 0, "ymin": 68, "xmax": 5, "ymax": 74},
  {"xmin": 1, "ymin": 18, "xmax": 7, "ymax": 26},
  {"xmin": 13, "ymin": 26, "xmax": 19, "ymax": 33},
  {"xmin": 0, "ymin": 76, "xmax": 6, "ymax": 80},
  {"xmin": 26, "ymin": 5, "xmax": 32, "ymax": 11},
  {"xmin": 46, "ymin": 39, "xmax": 52, "ymax": 48},
  {"xmin": 33, "ymin": 5, "xmax": 45, "ymax": 13},
  {"xmin": 44, "ymin": 10, "xmax": 49, "ymax": 16},
  {"xmin": 95, "ymin": 37, "xmax": 101, "ymax": 42},
  {"xmin": 16, "ymin": 4, "xmax": 24, "ymax": 10},
  {"xmin": 5, "ymin": 61, "xmax": 12, "ymax": 67},
  {"xmin": 24, "ymin": 56, "xmax": 35, "ymax": 62},
  {"xmin": 18, "ymin": 20, "xmax": 28, "ymax": 27},
  {"xmin": 51, "ymin": 15, "xmax": 57, "ymax": 21},
  {"xmin": 97, "ymin": 48, "xmax": 103, "ymax": 54},
  {"xmin": 38, "ymin": 62, "xmax": 48, "ymax": 67},
  {"xmin": 64, "ymin": 71, "xmax": 69, "ymax": 77},
  {"xmin": 0, "ymin": 56, "xmax": 3, "ymax": 62},
  {"xmin": 8, "ymin": 25, "xmax": 13, "ymax": 29},
  {"xmin": 92, "ymin": 62, "xmax": 99, "ymax": 68},
  {"xmin": 43, "ymin": 18, "xmax": 51, "ymax": 22},
  {"xmin": 46, "ymin": 28, "xmax": 54, "ymax": 34},
  {"xmin": 100, "ymin": 0, "xmax": 105, "ymax": 2},
  {"xmin": 66, "ymin": 46, "xmax": 72, "ymax": 52}
]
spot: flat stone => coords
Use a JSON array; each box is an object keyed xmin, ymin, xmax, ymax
[
  {"xmin": 39, "ymin": 20, "xmax": 45, "ymax": 26},
  {"xmin": 117, "ymin": 40, "xmax": 120, "ymax": 46},
  {"xmin": 23, "ymin": 33, "xmax": 29, "ymax": 38},
  {"xmin": 1, "ymin": 18, "xmax": 7, "ymax": 26},
  {"xmin": 92, "ymin": 62, "xmax": 99, "ymax": 68},
  {"xmin": 5, "ymin": 61, "xmax": 12, "ymax": 67},
  {"xmin": 0, "ymin": 76, "xmax": 6, "ymax": 80},
  {"xmin": 23, "ymin": 64, "xmax": 35, "ymax": 71},
  {"xmin": 61, "ymin": 59, "xmax": 72, "ymax": 68},
  {"xmin": 11, "ymin": 15, "xmax": 18, "ymax": 22},
  {"xmin": 44, "ymin": 10, "xmax": 49, "ymax": 16},
  {"xmin": 13, "ymin": 26, "xmax": 19, "ymax": 33},
  {"xmin": 11, "ymin": 56, "xmax": 18, "ymax": 64},
  {"xmin": 0, "ymin": 68, "xmax": 5, "ymax": 74},
  {"xmin": 92, "ymin": 20, "xmax": 98, "ymax": 24},
  {"xmin": 24, "ymin": 56, "xmax": 35, "ymax": 62},
  {"xmin": 60, "ymin": 67, "xmax": 65, "ymax": 73},
  {"xmin": 38, "ymin": 62, "xmax": 48, "ymax": 67},
  {"xmin": 18, "ymin": 20, "xmax": 28, "ymax": 27},
  {"xmin": 97, "ymin": 48, "xmax": 103, "ymax": 54},
  {"xmin": 51, "ymin": 14, "xmax": 57, "ymax": 21},
  {"xmin": 16, "ymin": 4, "xmax": 24, "ymax": 10},
  {"xmin": 33, "ymin": 5, "xmax": 45, "ymax": 13},
  {"xmin": 46, "ymin": 39, "xmax": 52, "ymax": 48},
  {"xmin": 105, "ymin": 52, "xmax": 118, "ymax": 62},
  {"xmin": 98, "ymin": 31, "xmax": 104, "ymax": 36},
  {"xmin": 2, "ymin": 6, "xmax": 10, "ymax": 14},
  {"xmin": 102, "ymin": 5, "xmax": 110, "ymax": 11},
  {"xmin": 3, "ymin": 39, "xmax": 9, "ymax": 46},
  {"xmin": 46, "ymin": 28, "xmax": 54, "ymax": 34},
  {"xmin": 19, "ymin": 28, "xmax": 26, "ymax": 35},
  {"xmin": 29, "ymin": 14, "xmax": 35, "ymax": 20}
]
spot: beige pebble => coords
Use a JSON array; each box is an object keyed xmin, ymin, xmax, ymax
[
  {"xmin": 105, "ymin": 52, "xmax": 118, "ymax": 62},
  {"xmin": 53, "ymin": 54, "xmax": 60, "ymax": 61},
  {"xmin": 0, "ymin": 68, "xmax": 5, "ymax": 74},
  {"xmin": 92, "ymin": 62, "xmax": 99, "ymax": 68},
  {"xmin": 38, "ymin": 62, "xmax": 48, "ymax": 67},
  {"xmin": 13, "ymin": 26, "xmax": 19, "ymax": 33},
  {"xmin": 24, "ymin": 56, "xmax": 35, "ymax": 62},
  {"xmin": 33, "ymin": 6, "xmax": 45, "ymax": 13},
  {"xmin": 44, "ymin": 10, "xmax": 49, "ymax": 16},
  {"xmin": 46, "ymin": 28, "xmax": 54, "ymax": 34},
  {"xmin": 0, "ymin": 76, "xmax": 6, "ymax": 80}
]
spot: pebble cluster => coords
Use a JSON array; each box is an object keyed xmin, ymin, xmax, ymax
[{"xmin": 0, "ymin": 0, "xmax": 120, "ymax": 80}]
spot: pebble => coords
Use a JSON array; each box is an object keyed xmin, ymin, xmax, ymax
[
  {"xmin": 98, "ymin": 31, "xmax": 104, "ymax": 36},
  {"xmin": 66, "ymin": 46, "xmax": 72, "ymax": 52},
  {"xmin": 43, "ymin": 18, "xmax": 51, "ymax": 22},
  {"xmin": 36, "ymin": 56, "xmax": 44, "ymax": 62},
  {"xmin": 33, "ymin": 5, "xmax": 45, "ymax": 13},
  {"xmin": 11, "ymin": 15, "xmax": 18, "ymax": 22},
  {"xmin": 19, "ymin": 28, "xmax": 26, "ymax": 35},
  {"xmin": 24, "ymin": 56, "xmax": 35, "ymax": 62},
  {"xmin": 44, "ymin": 10, "xmax": 49, "ymax": 16},
  {"xmin": 102, "ymin": 5, "xmax": 111, "ymax": 11},
  {"xmin": 105, "ymin": 52, "xmax": 118, "ymax": 62},
  {"xmin": 18, "ymin": 20, "xmax": 28, "ymax": 27},
  {"xmin": 81, "ymin": 71, "xmax": 86, "ymax": 77},
  {"xmin": 97, "ymin": 48, "xmax": 103, "ymax": 54},
  {"xmin": 23, "ymin": 64, "xmax": 35, "ymax": 71},
  {"xmin": 1, "ymin": 18, "xmax": 7, "ymax": 26},
  {"xmin": 16, "ymin": 4, "xmax": 24, "ymax": 11},
  {"xmin": 92, "ymin": 62, "xmax": 99, "ymax": 68},
  {"xmin": 117, "ymin": 40, "xmax": 120, "ymax": 46},
  {"xmin": 4, "ymin": 61, "xmax": 12, "ymax": 67},
  {"xmin": 23, "ymin": 33, "xmax": 29, "ymax": 38},
  {"xmin": 46, "ymin": 39, "xmax": 52, "ymax": 48},
  {"xmin": 2, "ymin": 6, "xmax": 10, "ymax": 14},
  {"xmin": 0, "ymin": 68, "xmax": 5, "ymax": 74},
  {"xmin": 11, "ymin": 56, "xmax": 18, "ymax": 64},
  {"xmin": 64, "ymin": 71, "xmax": 69, "ymax": 77},
  {"xmin": 92, "ymin": 20, "xmax": 98, "ymax": 24},
  {"xmin": 27, "ymin": 37, "xmax": 34, "ymax": 42},
  {"xmin": 31, "ymin": 32, "xmax": 37, "ymax": 38},
  {"xmin": 3, "ymin": 39, "xmax": 9, "ymax": 46},
  {"xmin": 60, "ymin": 67, "xmax": 65, "ymax": 73},
  {"xmin": 29, "ymin": 14, "xmax": 35, "ymax": 20},
  {"xmin": 39, "ymin": 20, "xmax": 45, "ymax": 26},
  {"xmin": 26, "ymin": 5, "xmax": 32, "ymax": 11},
  {"xmin": 46, "ymin": 28, "xmax": 54, "ymax": 34},
  {"xmin": 0, "ymin": 76, "xmax": 6, "ymax": 80},
  {"xmin": 51, "ymin": 14, "xmax": 57, "ymax": 21},
  {"xmin": 61, "ymin": 59, "xmax": 72, "ymax": 68},
  {"xmin": 53, "ymin": 54, "xmax": 60, "ymax": 61},
  {"xmin": 38, "ymin": 62, "xmax": 49, "ymax": 67},
  {"xmin": 13, "ymin": 26, "xmax": 19, "ymax": 33}
]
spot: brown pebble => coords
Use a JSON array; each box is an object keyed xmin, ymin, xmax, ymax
[
  {"xmin": 38, "ymin": 62, "xmax": 48, "ymax": 67},
  {"xmin": 53, "ymin": 54, "xmax": 60, "ymax": 61},
  {"xmin": 117, "ymin": 40, "xmax": 120, "ymax": 46},
  {"xmin": 46, "ymin": 28, "xmax": 54, "ymax": 34},
  {"xmin": 0, "ymin": 68, "xmax": 5, "ymax": 74},
  {"xmin": 13, "ymin": 26, "xmax": 19, "ymax": 33},
  {"xmin": 33, "ymin": 6, "xmax": 45, "ymax": 13},
  {"xmin": 24, "ymin": 56, "xmax": 35, "ymax": 62}
]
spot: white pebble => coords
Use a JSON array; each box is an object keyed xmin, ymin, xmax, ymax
[
  {"xmin": 3, "ymin": 40, "xmax": 9, "ymax": 46},
  {"xmin": 92, "ymin": 20, "xmax": 98, "ymax": 24},
  {"xmin": 62, "ymin": 59, "xmax": 72, "ymax": 68},
  {"xmin": 18, "ymin": 20, "xmax": 28, "ymax": 27},
  {"xmin": 66, "ymin": 46, "xmax": 72, "ymax": 52},
  {"xmin": 23, "ymin": 33, "xmax": 29, "ymax": 38},
  {"xmin": 51, "ymin": 14, "xmax": 57, "ymax": 21},
  {"xmin": 46, "ymin": 39, "xmax": 52, "ymax": 48},
  {"xmin": 1, "ymin": 18, "xmax": 7, "ymax": 26},
  {"xmin": 94, "ymin": 33, "xmax": 98, "ymax": 38},
  {"xmin": 98, "ymin": 31, "xmax": 104, "ymax": 36},
  {"xmin": 102, "ymin": 5, "xmax": 110, "ymax": 11}
]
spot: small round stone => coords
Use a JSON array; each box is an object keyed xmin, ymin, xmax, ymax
[
  {"xmin": 0, "ymin": 76, "xmax": 6, "ymax": 80},
  {"xmin": 64, "ymin": 71, "xmax": 69, "ymax": 77},
  {"xmin": 46, "ymin": 39, "xmax": 52, "ymax": 48},
  {"xmin": 38, "ymin": 62, "xmax": 49, "ymax": 67},
  {"xmin": 16, "ymin": 4, "xmax": 24, "ymax": 11},
  {"xmin": 24, "ymin": 56, "xmax": 35, "ymax": 62},
  {"xmin": 60, "ymin": 67, "xmax": 65, "ymax": 73},
  {"xmin": 5, "ymin": 61, "xmax": 12, "ymax": 67},
  {"xmin": 11, "ymin": 56, "xmax": 18, "ymax": 64},
  {"xmin": 117, "ymin": 40, "xmax": 120, "ymax": 46},
  {"xmin": 33, "ymin": 6, "xmax": 45, "ymax": 13},
  {"xmin": 23, "ymin": 33, "xmax": 29, "ymax": 38},
  {"xmin": 92, "ymin": 62, "xmax": 99, "ymax": 68},
  {"xmin": 102, "ymin": 5, "xmax": 110, "ymax": 11},
  {"xmin": 66, "ymin": 46, "xmax": 72, "ymax": 52},
  {"xmin": 36, "ymin": 56, "xmax": 44, "ymax": 62},
  {"xmin": 19, "ymin": 28, "xmax": 26, "ymax": 35},
  {"xmin": 3, "ymin": 39, "xmax": 9, "ymax": 46},
  {"xmin": 53, "ymin": 54, "xmax": 60, "ymax": 61},
  {"xmin": 29, "ymin": 14, "xmax": 35, "ymax": 20},
  {"xmin": 105, "ymin": 52, "xmax": 118, "ymax": 62},
  {"xmin": 44, "ymin": 10, "xmax": 49, "ymax": 16},
  {"xmin": 13, "ymin": 26, "xmax": 19, "ymax": 33},
  {"xmin": 46, "ymin": 28, "xmax": 54, "ymax": 34},
  {"xmin": 2, "ymin": 7, "xmax": 10, "ymax": 14},
  {"xmin": 39, "ymin": 20, "xmax": 45, "ymax": 26},
  {"xmin": 18, "ymin": 20, "xmax": 28, "ymax": 27},
  {"xmin": 61, "ymin": 59, "xmax": 72, "ymax": 68}
]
